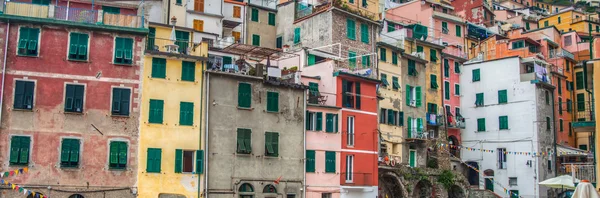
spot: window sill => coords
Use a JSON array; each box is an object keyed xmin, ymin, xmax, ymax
[
  {"xmin": 266, "ymin": 111, "xmax": 279, "ymax": 114},
  {"xmin": 68, "ymin": 59, "xmax": 89, "ymax": 63},
  {"xmin": 113, "ymin": 63, "xmax": 133, "ymax": 67},
  {"xmin": 9, "ymin": 164, "xmax": 29, "ymax": 167},
  {"xmin": 111, "ymin": 114, "xmax": 131, "ymax": 118},
  {"xmin": 109, "ymin": 167, "xmax": 127, "ymax": 171},
  {"xmin": 264, "ymin": 155, "xmax": 279, "ymax": 158},
  {"xmin": 145, "ymin": 171, "xmax": 161, "ymax": 174},
  {"xmin": 476, "ymin": 130, "xmax": 487, "ymax": 132},
  {"xmin": 17, "ymin": 54, "xmax": 39, "ymax": 58},
  {"xmin": 150, "ymin": 76, "xmax": 167, "ymax": 80},
  {"xmin": 64, "ymin": 111, "xmax": 84, "ymax": 115},
  {"xmin": 12, "ymin": 108, "xmax": 34, "ymax": 112},
  {"xmin": 180, "ymin": 80, "xmax": 195, "ymax": 83},
  {"xmin": 236, "ymin": 152, "xmax": 252, "ymax": 156},
  {"xmin": 60, "ymin": 166, "xmax": 80, "ymax": 170},
  {"xmin": 178, "ymin": 124, "xmax": 194, "ymax": 127},
  {"xmin": 147, "ymin": 122, "xmax": 164, "ymax": 125},
  {"xmin": 237, "ymin": 106, "xmax": 254, "ymax": 111},
  {"xmin": 175, "ymin": 3, "xmax": 182, "ymax": 5}
]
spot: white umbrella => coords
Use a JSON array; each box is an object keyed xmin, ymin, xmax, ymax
[
  {"xmin": 572, "ymin": 180, "xmax": 599, "ymax": 198},
  {"xmin": 169, "ymin": 26, "xmax": 176, "ymax": 42},
  {"xmin": 539, "ymin": 175, "xmax": 577, "ymax": 190}
]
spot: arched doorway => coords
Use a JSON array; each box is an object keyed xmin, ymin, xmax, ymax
[
  {"xmin": 466, "ymin": 162, "xmax": 479, "ymax": 186},
  {"xmin": 448, "ymin": 136, "xmax": 460, "ymax": 157},
  {"xmin": 448, "ymin": 185, "xmax": 466, "ymax": 198},
  {"xmin": 413, "ymin": 180, "xmax": 433, "ymax": 198},
  {"xmin": 484, "ymin": 169, "xmax": 495, "ymax": 192},
  {"xmin": 69, "ymin": 195, "xmax": 85, "ymax": 198},
  {"xmin": 379, "ymin": 172, "xmax": 404, "ymax": 198}
]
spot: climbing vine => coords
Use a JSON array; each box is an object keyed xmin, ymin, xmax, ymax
[{"xmin": 438, "ymin": 170, "xmax": 456, "ymax": 189}]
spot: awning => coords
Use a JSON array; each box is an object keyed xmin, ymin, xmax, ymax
[{"xmin": 557, "ymin": 145, "xmax": 590, "ymax": 157}]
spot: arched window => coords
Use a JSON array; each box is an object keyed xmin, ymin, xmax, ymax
[
  {"xmin": 263, "ymin": 184, "xmax": 277, "ymax": 193},
  {"xmin": 239, "ymin": 183, "xmax": 254, "ymax": 192},
  {"xmin": 69, "ymin": 194, "xmax": 85, "ymax": 198}
]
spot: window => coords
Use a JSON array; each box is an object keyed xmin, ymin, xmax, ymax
[
  {"xmin": 564, "ymin": 35, "xmax": 572, "ymax": 46},
  {"xmin": 266, "ymin": 91, "xmax": 280, "ymax": 112},
  {"xmin": 360, "ymin": 23, "xmax": 369, "ymax": 43},
  {"xmin": 456, "ymin": 25, "xmax": 461, "ymax": 37},
  {"xmin": 526, "ymin": 22, "xmax": 530, "ymax": 30},
  {"xmin": 361, "ymin": 0, "xmax": 367, "ymax": 7},
  {"xmin": 306, "ymin": 111, "xmax": 317, "ymax": 130},
  {"xmin": 103, "ymin": 5, "xmax": 120, "ymax": 13},
  {"xmin": 558, "ymin": 16, "xmax": 561, "ymax": 23},
  {"xmin": 558, "ymin": 98, "xmax": 562, "ymax": 114},
  {"xmin": 577, "ymin": 93, "xmax": 585, "ymax": 111},
  {"xmin": 322, "ymin": 193, "xmax": 332, "ymax": 198},
  {"xmin": 306, "ymin": 150, "xmax": 315, "ymax": 172},
  {"xmin": 325, "ymin": 151, "xmax": 335, "ymax": 173},
  {"xmin": 417, "ymin": 45, "xmax": 423, "ymax": 53},
  {"xmin": 114, "ymin": 37, "xmax": 133, "ymax": 65},
  {"xmin": 566, "ymin": 61, "xmax": 570, "ymax": 71},
  {"xmin": 499, "ymin": 116, "xmax": 508, "ymax": 130},
  {"xmin": 387, "ymin": 110, "xmax": 397, "ymax": 125},
  {"xmin": 498, "ymin": 90, "xmax": 507, "ymax": 104},
  {"xmin": 472, "ymin": 69, "xmax": 480, "ymax": 82},
  {"xmin": 444, "ymin": 81, "xmax": 450, "ymax": 100},
  {"xmin": 60, "ymin": 138, "xmax": 80, "ymax": 168},
  {"xmin": 347, "ymin": 19, "xmax": 356, "ymax": 40},
  {"xmin": 9, "ymin": 136, "xmax": 30, "ymax": 166},
  {"xmin": 379, "ymin": 108, "xmax": 386, "ymax": 123},
  {"xmin": 361, "ymin": 56, "xmax": 370, "ymax": 68},
  {"xmin": 251, "ymin": 8, "xmax": 259, "ymax": 22},
  {"xmin": 151, "ymin": 58, "xmax": 166, "ymax": 78},
  {"xmin": 149, "ymin": 99, "xmax": 164, "ymax": 124},
  {"xmin": 399, "ymin": 112, "xmax": 404, "ymax": 126},
  {"xmin": 567, "ymin": 99, "xmax": 572, "ymax": 112},
  {"xmin": 441, "ymin": 22, "xmax": 448, "ymax": 34},
  {"xmin": 194, "ymin": 0, "xmax": 204, "ymax": 12},
  {"xmin": 268, "ymin": 13, "xmax": 276, "ymax": 26},
  {"xmin": 111, "ymin": 88, "xmax": 131, "ymax": 116},
  {"xmin": 17, "ymin": 27, "xmax": 40, "ymax": 56},
  {"xmin": 380, "ymin": 48, "xmax": 387, "ymax": 61},
  {"xmin": 546, "ymin": 116, "xmax": 551, "ymax": 130},
  {"xmin": 544, "ymin": 20, "xmax": 549, "ymax": 27},
  {"xmin": 509, "ymin": 177, "xmax": 517, "ymax": 186},
  {"xmin": 392, "ymin": 76, "xmax": 399, "ymax": 90},
  {"xmin": 179, "ymin": 102, "xmax": 194, "ymax": 126},
  {"xmin": 276, "ymin": 36, "xmax": 282, "ymax": 49},
  {"xmin": 64, "ymin": 84, "xmax": 84, "ymax": 113},
  {"xmin": 576, "ymin": 72, "xmax": 584, "ymax": 90},
  {"xmin": 238, "ymin": 83, "xmax": 252, "ymax": 108},
  {"xmin": 237, "ymin": 128, "xmax": 252, "ymax": 154},
  {"xmin": 233, "ymin": 6, "xmax": 241, "ymax": 18},
  {"xmin": 477, "ymin": 118, "xmax": 486, "ymax": 132},
  {"xmin": 345, "ymin": 155, "xmax": 354, "ymax": 182},
  {"xmin": 430, "ymin": 74, "xmax": 438, "ymax": 89},
  {"xmin": 109, "ymin": 141, "xmax": 127, "ymax": 169},
  {"xmin": 181, "ymin": 61, "xmax": 196, "ymax": 82},
  {"xmin": 68, "ymin": 32, "xmax": 89, "ymax": 61},
  {"xmin": 545, "ymin": 90, "xmax": 550, "ymax": 105},
  {"xmin": 512, "ymin": 40, "xmax": 525, "ymax": 49},
  {"xmin": 455, "ymin": 84, "xmax": 460, "ymax": 95},
  {"xmin": 406, "ymin": 85, "xmax": 421, "ymax": 107},
  {"xmin": 381, "ymin": 73, "xmax": 388, "ymax": 87},
  {"xmin": 430, "ymin": 49, "xmax": 437, "ymax": 62},
  {"xmin": 408, "ymin": 59, "xmax": 417, "ymax": 76},
  {"xmin": 342, "ymin": 80, "xmax": 361, "ymax": 109},
  {"xmin": 325, "ymin": 113, "xmax": 338, "ymax": 132},
  {"xmin": 559, "ymin": 119, "xmax": 563, "ymax": 132},
  {"xmin": 252, "ymin": 34, "xmax": 260, "ymax": 46},
  {"xmin": 347, "ymin": 116, "xmax": 355, "ymax": 146},
  {"xmin": 427, "ymin": 103, "xmax": 438, "ymax": 114},
  {"xmin": 265, "ymin": 132, "xmax": 279, "ymax": 157},
  {"xmin": 498, "ymin": 148, "xmax": 507, "ymax": 169},
  {"xmin": 146, "ymin": 148, "xmax": 162, "ymax": 173},
  {"xmin": 579, "ymin": 145, "xmax": 588, "ymax": 150},
  {"xmin": 392, "ymin": 51, "xmax": 398, "ymax": 65},
  {"xmin": 475, "ymin": 93, "xmax": 484, "ymax": 107},
  {"xmin": 193, "ymin": 19, "xmax": 204, "ymax": 32},
  {"xmin": 444, "ymin": 59, "xmax": 449, "ymax": 77},
  {"xmin": 294, "ymin": 28, "xmax": 301, "ymax": 44},
  {"xmin": 14, "ymin": 80, "xmax": 34, "ymax": 110},
  {"xmin": 558, "ymin": 80, "xmax": 562, "ymax": 95}
]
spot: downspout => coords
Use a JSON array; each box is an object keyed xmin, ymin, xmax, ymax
[
  {"xmin": 552, "ymin": 86, "xmax": 557, "ymax": 177},
  {"xmin": 0, "ymin": 22, "xmax": 10, "ymax": 124},
  {"xmin": 204, "ymin": 71, "xmax": 210, "ymax": 197},
  {"xmin": 167, "ymin": 0, "xmax": 171, "ymax": 24},
  {"xmin": 303, "ymin": 86, "xmax": 306, "ymax": 198},
  {"xmin": 198, "ymin": 61, "xmax": 205, "ymax": 198}
]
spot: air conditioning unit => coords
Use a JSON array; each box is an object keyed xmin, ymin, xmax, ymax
[{"xmin": 410, "ymin": 100, "xmax": 416, "ymax": 106}]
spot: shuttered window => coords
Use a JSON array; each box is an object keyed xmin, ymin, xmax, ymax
[
  {"xmin": 430, "ymin": 49, "xmax": 437, "ymax": 62},
  {"xmin": 392, "ymin": 76, "xmax": 399, "ymax": 90},
  {"xmin": 381, "ymin": 74, "xmax": 388, "ymax": 87},
  {"xmin": 64, "ymin": 84, "xmax": 84, "ymax": 113},
  {"xmin": 475, "ymin": 93, "xmax": 484, "ymax": 107},
  {"xmin": 546, "ymin": 117, "xmax": 551, "ymax": 130},
  {"xmin": 175, "ymin": 30, "xmax": 190, "ymax": 54},
  {"xmin": 237, "ymin": 128, "xmax": 252, "ymax": 154},
  {"xmin": 151, "ymin": 58, "xmax": 166, "ymax": 78},
  {"xmin": 306, "ymin": 150, "xmax": 315, "ymax": 172},
  {"xmin": 362, "ymin": 56, "xmax": 370, "ymax": 68},
  {"xmin": 114, "ymin": 37, "xmax": 133, "ymax": 65},
  {"xmin": 252, "ymin": 34, "xmax": 260, "ymax": 46},
  {"xmin": 196, "ymin": 150, "xmax": 204, "ymax": 174},
  {"xmin": 267, "ymin": 91, "xmax": 279, "ymax": 112},
  {"xmin": 294, "ymin": 28, "xmax": 301, "ymax": 44},
  {"xmin": 477, "ymin": 118, "xmax": 486, "ymax": 132},
  {"xmin": 498, "ymin": 90, "xmax": 507, "ymax": 104},
  {"xmin": 238, "ymin": 83, "xmax": 252, "ymax": 108},
  {"xmin": 68, "ymin": 32, "xmax": 89, "ymax": 61},
  {"xmin": 456, "ymin": 25, "xmax": 461, "ymax": 37},
  {"xmin": 398, "ymin": 112, "xmax": 404, "ymax": 126},
  {"xmin": 444, "ymin": 81, "xmax": 450, "ymax": 99},
  {"xmin": 268, "ymin": 13, "xmax": 276, "ymax": 26},
  {"xmin": 265, "ymin": 132, "xmax": 279, "ymax": 157},
  {"xmin": 181, "ymin": 61, "xmax": 196, "ymax": 82},
  {"xmin": 60, "ymin": 138, "xmax": 80, "ymax": 168},
  {"xmin": 455, "ymin": 84, "xmax": 460, "ymax": 95},
  {"xmin": 408, "ymin": 59, "xmax": 416, "ymax": 76},
  {"xmin": 472, "ymin": 68, "xmax": 480, "ymax": 82},
  {"xmin": 149, "ymin": 99, "xmax": 164, "ymax": 124},
  {"xmin": 276, "ymin": 36, "xmax": 283, "ymax": 49},
  {"xmin": 17, "ymin": 27, "xmax": 40, "ymax": 56},
  {"xmin": 325, "ymin": 113, "xmax": 338, "ymax": 132},
  {"xmin": 576, "ymin": 72, "xmax": 584, "ymax": 90},
  {"xmin": 147, "ymin": 28, "xmax": 156, "ymax": 51},
  {"xmin": 348, "ymin": 51, "xmax": 356, "ymax": 68},
  {"xmin": 251, "ymin": 8, "xmax": 259, "ymax": 22},
  {"xmin": 109, "ymin": 141, "xmax": 128, "ymax": 169},
  {"xmin": 392, "ymin": 51, "xmax": 398, "ymax": 65},
  {"xmin": 360, "ymin": 23, "xmax": 369, "ymax": 43},
  {"xmin": 441, "ymin": 22, "xmax": 448, "ymax": 34},
  {"xmin": 347, "ymin": 19, "xmax": 356, "ymax": 40},
  {"xmin": 9, "ymin": 136, "xmax": 30, "ymax": 165},
  {"xmin": 499, "ymin": 116, "xmax": 509, "ymax": 130},
  {"xmin": 444, "ymin": 59, "xmax": 450, "ymax": 77},
  {"xmin": 380, "ymin": 48, "xmax": 387, "ymax": 61},
  {"xmin": 111, "ymin": 88, "xmax": 131, "ymax": 116},
  {"xmin": 316, "ymin": 112, "xmax": 323, "ymax": 131},
  {"xmin": 454, "ymin": 62, "xmax": 460, "ymax": 73},
  {"xmin": 146, "ymin": 148, "xmax": 162, "ymax": 173},
  {"xmin": 415, "ymin": 86, "xmax": 422, "ymax": 107},
  {"xmin": 13, "ymin": 80, "xmax": 35, "ymax": 110},
  {"xmin": 179, "ymin": 102, "xmax": 194, "ymax": 126},
  {"xmin": 325, "ymin": 151, "xmax": 335, "ymax": 173}
]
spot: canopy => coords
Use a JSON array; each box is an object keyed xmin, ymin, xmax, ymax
[
  {"xmin": 557, "ymin": 145, "xmax": 589, "ymax": 157},
  {"xmin": 539, "ymin": 175, "xmax": 577, "ymax": 189},
  {"xmin": 572, "ymin": 181, "xmax": 600, "ymax": 198}
]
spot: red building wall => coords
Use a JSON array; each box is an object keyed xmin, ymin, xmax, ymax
[{"xmin": 0, "ymin": 21, "xmax": 143, "ymax": 197}]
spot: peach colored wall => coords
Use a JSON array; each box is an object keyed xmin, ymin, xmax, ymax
[
  {"xmin": 434, "ymin": 18, "xmax": 466, "ymax": 47},
  {"xmin": 386, "ymin": 1, "xmax": 432, "ymax": 26}
]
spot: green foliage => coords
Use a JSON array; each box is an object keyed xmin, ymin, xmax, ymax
[
  {"xmin": 427, "ymin": 158, "xmax": 438, "ymax": 168},
  {"xmin": 438, "ymin": 170, "xmax": 455, "ymax": 190}
]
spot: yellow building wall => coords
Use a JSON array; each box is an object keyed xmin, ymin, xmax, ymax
[
  {"xmin": 378, "ymin": 45, "xmax": 404, "ymax": 160},
  {"xmin": 593, "ymin": 61, "xmax": 600, "ymax": 187},
  {"xmin": 575, "ymin": 66, "xmax": 592, "ymax": 150},
  {"xmin": 138, "ymin": 25, "xmax": 208, "ymax": 198},
  {"xmin": 339, "ymin": 0, "xmax": 379, "ymax": 20},
  {"xmin": 539, "ymin": 11, "xmax": 574, "ymax": 32}
]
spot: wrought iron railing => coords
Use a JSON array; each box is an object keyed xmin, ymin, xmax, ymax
[
  {"xmin": 575, "ymin": 100, "xmax": 595, "ymax": 122},
  {"xmin": 559, "ymin": 163, "xmax": 596, "ymax": 183},
  {"xmin": 54, "ymin": 6, "xmax": 98, "ymax": 24},
  {"xmin": 146, "ymin": 37, "xmax": 204, "ymax": 56}
]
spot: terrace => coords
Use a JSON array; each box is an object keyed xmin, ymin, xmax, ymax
[
  {"xmin": 0, "ymin": 0, "xmax": 146, "ymax": 33},
  {"xmin": 146, "ymin": 36, "xmax": 207, "ymax": 59}
]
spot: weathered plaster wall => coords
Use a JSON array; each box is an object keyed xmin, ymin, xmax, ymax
[
  {"xmin": 246, "ymin": 6, "xmax": 277, "ymax": 48},
  {"xmin": 331, "ymin": 10, "xmax": 377, "ymax": 69},
  {"xmin": 399, "ymin": 55, "xmax": 427, "ymax": 166},
  {"xmin": 378, "ymin": 45, "xmax": 404, "ymax": 160}
]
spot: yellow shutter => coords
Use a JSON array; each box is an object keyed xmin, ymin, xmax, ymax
[
  {"xmin": 233, "ymin": 6, "xmax": 241, "ymax": 18},
  {"xmin": 194, "ymin": 0, "xmax": 204, "ymax": 12},
  {"xmin": 232, "ymin": 31, "xmax": 241, "ymax": 42},
  {"xmin": 194, "ymin": 20, "xmax": 204, "ymax": 32}
]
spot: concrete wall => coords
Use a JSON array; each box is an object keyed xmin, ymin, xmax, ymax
[
  {"xmin": 246, "ymin": 6, "xmax": 277, "ymax": 48},
  {"xmin": 206, "ymin": 72, "xmax": 305, "ymax": 198},
  {"xmin": 0, "ymin": 22, "xmax": 143, "ymax": 197}
]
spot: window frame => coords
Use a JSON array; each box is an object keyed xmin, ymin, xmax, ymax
[
  {"xmin": 17, "ymin": 26, "xmax": 41, "ymax": 57},
  {"xmin": 113, "ymin": 37, "xmax": 134, "ymax": 65},
  {"xmin": 111, "ymin": 87, "xmax": 132, "ymax": 117},
  {"xmin": 63, "ymin": 83, "xmax": 86, "ymax": 113},
  {"xmin": 108, "ymin": 140, "xmax": 128, "ymax": 170},
  {"xmin": 13, "ymin": 79, "xmax": 36, "ymax": 111},
  {"xmin": 9, "ymin": 135, "xmax": 31, "ymax": 166},
  {"xmin": 67, "ymin": 32, "xmax": 90, "ymax": 61},
  {"xmin": 60, "ymin": 138, "xmax": 81, "ymax": 168}
]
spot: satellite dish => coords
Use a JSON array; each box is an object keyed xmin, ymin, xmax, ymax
[{"xmin": 421, "ymin": 0, "xmax": 426, "ymax": 5}]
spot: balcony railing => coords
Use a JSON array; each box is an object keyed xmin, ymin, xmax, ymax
[
  {"xmin": 408, "ymin": 129, "xmax": 435, "ymax": 140},
  {"xmin": 447, "ymin": 115, "xmax": 465, "ymax": 129},
  {"xmin": 426, "ymin": 113, "xmax": 444, "ymax": 126},
  {"xmin": 432, "ymin": 10, "xmax": 465, "ymax": 23},
  {"xmin": 573, "ymin": 16, "xmax": 600, "ymax": 24},
  {"xmin": 295, "ymin": 0, "xmax": 330, "ymax": 19},
  {"xmin": 442, "ymin": 47, "xmax": 468, "ymax": 59},
  {"xmin": 341, "ymin": 173, "xmax": 373, "ymax": 186},
  {"xmin": 146, "ymin": 37, "xmax": 204, "ymax": 57},
  {"xmin": 550, "ymin": 65, "xmax": 564, "ymax": 76},
  {"xmin": 559, "ymin": 163, "xmax": 596, "ymax": 183},
  {"xmin": 0, "ymin": 0, "xmax": 145, "ymax": 29},
  {"xmin": 575, "ymin": 100, "xmax": 595, "ymax": 122}
]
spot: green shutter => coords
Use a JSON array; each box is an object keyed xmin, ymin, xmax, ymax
[
  {"xmin": 430, "ymin": 49, "xmax": 437, "ymax": 62},
  {"xmin": 175, "ymin": 149, "xmax": 182, "ymax": 173},
  {"xmin": 110, "ymin": 142, "xmax": 119, "ymax": 165},
  {"xmin": 342, "ymin": 79, "xmax": 348, "ymax": 107},
  {"xmin": 152, "ymin": 58, "xmax": 166, "ymax": 78},
  {"xmin": 558, "ymin": 80, "xmax": 562, "ymax": 95},
  {"xmin": 316, "ymin": 112, "xmax": 323, "ymax": 131},
  {"xmin": 308, "ymin": 54, "xmax": 316, "ymax": 66},
  {"xmin": 406, "ymin": 85, "xmax": 411, "ymax": 106},
  {"xmin": 305, "ymin": 111, "xmax": 310, "ymax": 130},
  {"xmin": 348, "ymin": 51, "xmax": 356, "ymax": 68},
  {"xmin": 398, "ymin": 112, "xmax": 404, "ymax": 126},
  {"xmin": 268, "ymin": 13, "xmax": 276, "ymax": 26},
  {"xmin": 252, "ymin": 34, "xmax": 260, "ymax": 46},
  {"xmin": 577, "ymin": 93, "xmax": 585, "ymax": 111},
  {"xmin": 355, "ymin": 82, "xmax": 361, "ymax": 109},
  {"xmin": 325, "ymin": 151, "xmax": 336, "ymax": 173},
  {"xmin": 18, "ymin": 27, "xmax": 39, "ymax": 56},
  {"xmin": 347, "ymin": 19, "xmax": 356, "ymax": 40},
  {"xmin": 326, "ymin": 113, "xmax": 334, "ymax": 132},
  {"xmin": 179, "ymin": 102, "xmax": 194, "ymax": 126},
  {"xmin": 267, "ymin": 92, "xmax": 279, "ymax": 112},
  {"xmin": 455, "ymin": 84, "xmax": 460, "ymax": 95},
  {"xmin": 147, "ymin": 27, "xmax": 156, "ymax": 50},
  {"xmin": 334, "ymin": 114, "xmax": 338, "ymax": 132},
  {"xmin": 546, "ymin": 117, "xmax": 551, "ymax": 130},
  {"xmin": 181, "ymin": 61, "xmax": 196, "ymax": 82},
  {"xmin": 306, "ymin": 150, "xmax": 315, "ymax": 172},
  {"xmin": 61, "ymin": 139, "xmax": 79, "ymax": 167},
  {"xmin": 387, "ymin": 110, "xmax": 394, "ymax": 125},
  {"xmin": 407, "ymin": 117, "xmax": 412, "ymax": 138},
  {"xmin": 244, "ymin": 129, "xmax": 252, "ymax": 152},
  {"xmin": 380, "ymin": 48, "xmax": 387, "ymax": 61},
  {"xmin": 147, "ymin": 148, "xmax": 162, "ymax": 173},
  {"xmin": 526, "ymin": 22, "xmax": 530, "ymax": 30},
  {"xmin": 498, "ymin": 90, "xmax": 507, "ymax": 104},
  {"xmin": 392, "ymin": 51, "xmax": 398, "ymax": 65},
  {"xmin": 118, "ymin": 142, "xmax": 128, "ymax": 167},
  {"xmin": 415, "ymin": 86, "xmax": 422, "ymax": 107},
  {"xmin": 417, "ymin": 118, "xmax": 423, "ymax": 132},
  {"xmin": 442, "ymin": 22, "xmax": 448, "ymax": 33},
  {"xmin": 238, "ymin": 83, "xmax": 252, "ymax": 108},
  {"xmin": 265, "ymin": 132, "xmax": 273, "ymax": 155},
  {"xmin": 472, "ymin": 69, "xmax": 480, "ymax": 82},
  {"xmin": 499, "ymin": 116, "xmax": 508, "ymax": 130},
  {"xmin": 114, "ymin": 37, "xmax": 133, "ymax": 64},
  {"xmin": 196, "ymin": 150, "xmax": 204, "ymax": 174},
  {"xmin": 392, "ymin": 76, "xmax": 399, "ymax": 90},
  {"xmin": 237, "ymin": 129, "xmax": 246, "ymax": 153},
  {"xmin": 149, "ymin": 99, "xmax": 164, "ymax": 124},
  {"xmin": 576, "ymin": 72, "xmax": 584, "ymax": 90},
  {"xmin": 294, "ymin": 28, "xmax": 301, "ymax": 44},
  {"xmin": 272, "ymin": 133, "xmax": 279, "ymax": 156},
  {"xmin": 381, "ymin": 74, "xmax": 389, "ymax": 87},
  {"xmin": 379, "ymin": 109, "xmax": 386, "ymax": 123},
  {"xmin": 417, "ymin": 46, "xmax": 423, "ymax": 53},
  {"xmin": 444, "ymin": 81, "xmax": 450, "ymax": 99},
  {"xmin": 361, "ymin": 55, "xmax": 370, "ymax": 68},
  {"xmin": 455, "ymin": 62, "xmax": 460, "ymax": 73},
  {"xmin": 444, "ymin": 59, "xmax": 449, "ymax": 77},
  {"xmin": 456, "ymin": 25, "xmax": 461, "ymax": 36},
  {"xmin": 251, "ymin": 8, "xmax": 259, "ymax": 22},
  {"xmin": 476, "ymin": 93, "xmax": 484, "ymax": 106},
  {"xmin": 111, "ymin": 88, "xmax": 130, "ymax": 116},
  {"xmin": 477, "ymin": 118, "xmax": 486, "ymax": 131},
  {"xmin": 360, "ymin": 23, "xmax": 369, "ymax": 43}
]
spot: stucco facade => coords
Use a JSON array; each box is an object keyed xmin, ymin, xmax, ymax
[
  {"xmin": 377, "ymin": 43, "xmax": 404, "ymax": 163},
  {"xmin": 246, "ymin": 3, "xmax": 278, "ymax": 48}
]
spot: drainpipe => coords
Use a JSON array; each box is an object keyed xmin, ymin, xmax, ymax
[
  {"xmin": 204, "ymin": 71, "xmax": 210, "ymax": 197},
  {"xmin": 303, "ymin": 86, "xmax": 306, "ymax": 198},
  {"xmin": 552, "ymin": 85, "xmax": 557, "ymax": 177},
  {"xmin": 1, "ymin": 22, "xmax": 10, "ymax": 125},
  {"xmin": 198, "ymin": 61, "xmax": 205, "ymax": 198}
]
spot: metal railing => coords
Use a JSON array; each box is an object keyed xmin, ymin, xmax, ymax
[
  {"xmin": 559, "ymin": 163, "xmax": 596, "ymax": 183},
  {"xmin": 575, "ymin": 100, "xmax": 595, "ymax": 122},
  {"xmin": 341, "ymin": 173, "xmax": 373, "ymax": 186},
  {"xmin": 573, "ymin": 16, "xmax": 600, "ymax": 24},
  {"xmin": 146, "ymin": 37, "xmax": 203, "ymax": 56},
  {"xmin": 443, "ymin": 47, "xmax": 468, "ymax": 59},
  {"xmin": 54, "ymin": 6, "xmax": 97, "ymax": 24}
]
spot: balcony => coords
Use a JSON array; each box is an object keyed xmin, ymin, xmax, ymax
[
  {"xmin": 295, "ymin": 0, "xmax": 331, "ymax": 20},
  {"xmin": 442, "ymin": 47, "xmax": 468, "ymax": 60},
  {"xmin": 0, "ymin": 0, "xmax": 146, "ymax": 32},
  {"xmin": 146, "ymin": 37, "xmax": 206, "ymax": 58},
  {"xmin": 432, "ymin": 11, "xmax": 465, "ymax": 24},
  {"xmin": 426, "ymin": 113, "xmax": 444, "ymax": 126},
  {"xmin": 341, "ymin": 173, "xmax": 373, "ymax": 186},
  {"xmin": 572, "ymin": 16, "xmax": 600, "ymax": 24},
  {"xmin": 550, "ymin": 65, "xmax": 564, "ymax": 76},
  {"xmin": 573, "ymin": 100, "xmax": 595, "ymax": 130},
  {"xmin": 447, "ymin": 115, "xmax": 465, "ymax": 129},
  {"xmin": 380, "ymin": 29, "xmax": 407, "ymax": 50},
  {"xmin": 559, "ymin": 163, "xmax": 596, "ymax": 183}
]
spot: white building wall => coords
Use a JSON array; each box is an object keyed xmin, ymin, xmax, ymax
[
  {"xmin": 460, "ymin": 57, "xmax": 543, "ymax": 198},
  {"xmin": 340, "ymin": 186, "xmax": 378, "ymax": 198},
  {"xmin": 223, "ymin": 2, "xmax": 246, "ymax": 42},
  {"xmin": 185, "ymin": 0, "xmax": 223, "ymax": 36}
]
